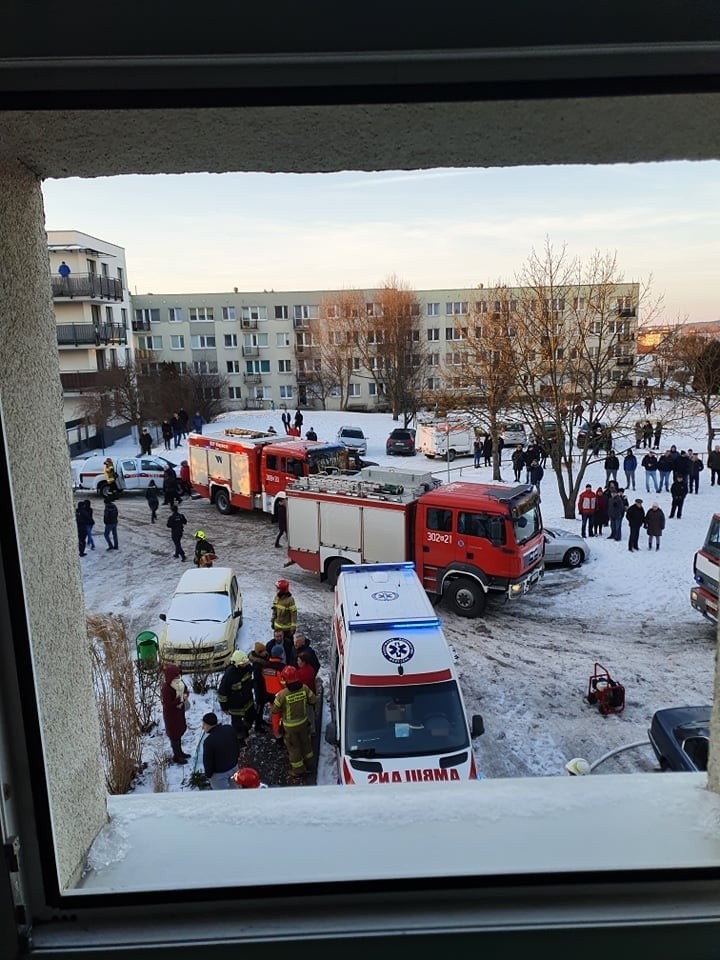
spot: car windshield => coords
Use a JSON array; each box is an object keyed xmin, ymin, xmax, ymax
[
  {"xmin": 167, "ymin": 592, "xmax": 231, "ymax": 623},
  {"xmin": 512, "ymin": 504, "xmax": 542, "ymax": 545},
  {"xmin": 342, "ymin": 429, "xmax": 364, "ymax": 439},
  {"xmin": 344, "ymin": 681, "xmax": 469, "ymax": 758},
  {"xmin": 703, "ymin": 516, "xmax": 720, "ymax": 560},
  {"xmin": 308, "ymin": 445, "xmax": 347, "ymax": 472}
]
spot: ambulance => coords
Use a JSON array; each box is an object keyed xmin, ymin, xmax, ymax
[{"xmin": 325, "ymin": 562, "xmax": 484, "ymax": 785}]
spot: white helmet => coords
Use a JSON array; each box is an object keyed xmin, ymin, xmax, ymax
[{"xmin": 565, "ymin": 757, "xmax": 591, "ymax": 776}]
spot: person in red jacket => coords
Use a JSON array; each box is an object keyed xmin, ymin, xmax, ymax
[
  {"xmin": 160, "ymin": 664, "xmax": 190, "ymax": 764},
  {"xmin": 577, "ymin": 484, "xmax": 597, "ymax": 538},
  {"xmin": 178, "ymin": 459, "xmax": 192, "ymax": 497}
]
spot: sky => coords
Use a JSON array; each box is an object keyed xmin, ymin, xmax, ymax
[{"xmin": 43, "ymin": 162, "xmax": 720, "ymax": 324}]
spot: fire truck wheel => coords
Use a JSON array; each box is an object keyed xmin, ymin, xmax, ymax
[
  {"xmin": 214, "ymin": 489, "xmax": 235, "ymax": 515},
  {"xmin": 446, "ymin": 578, "xmax": 486, "ymax": 618},
  {"xmin": 326, "ymin": 558, "xmax": 352, "ymax": 588}
]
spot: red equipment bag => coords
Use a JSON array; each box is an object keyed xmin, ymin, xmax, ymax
[{"xmin": 586, "ymin": 662, "xmax": 625, "ymax": 716}]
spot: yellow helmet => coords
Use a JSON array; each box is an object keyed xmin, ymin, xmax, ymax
[{"xmin": 194, "ymin": 530, "xmax": 206, "ymax": 539}]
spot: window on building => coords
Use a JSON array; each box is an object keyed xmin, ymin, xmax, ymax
[
  {"xmin": 293, "ymin": 304, "xmax": 319, "ymax": 320},
  {"xmin": 276, "ymin": 332, "xmax": 291, "ymax": 347},
  {"xmin": 366, "ymin": 302, "xmax": 381, "ymax": 317},
  {"xmin": 368, "ymin": 330, "xmax": 385, "ymax": 345},
  {"xmin": 573, "ymin": 296, "xmax": 586, "ymax": 310},
  {"xmin": 279, "ymin": 384, "xmax": 293, "ymax": 399},
  {"xmin": 117, "ymin": 266, "xmax": 124, "ymax": 288},
  {"xmin": 426, "ymin": 376, "xmax": 441, "ymax": 391},
  {"xmin": 348, "ymin": 383, "xmax": 361, "ymax": 397},
  {"xmin": 546, "ymin": 297, "xmax": 565, "ymax": 311},
  {"xmin": 227, "ymin": 386, "xmax": 242, "ymax": 400},
  {"xmin": 137, "ymin": 335, "xmax": 162, "ymax": 350},
  {"xmin": 241, "ymin": 305, "xmax": 268, "ymax": 322},
  {"xmin": 222, "ymin": 306, "xmax": 236, "ymax": 320},
  {"xmin": 445, "ymin": 327, "xmax": 466, "ymax": 340},
  {"xmin": 278, "ymin": 359, "xmax": 292, "ymax": 373},
  {"xmin": 246, "ymin": 359, "xmax": 271, "ymax": 374},
  {"xmin": 446, "ymin": 301, "xmax": 468, "ymax": 315},
  {"xmin": 121, "ymin": 308, "xmax": 127, "ymax": 325},
  {"xmin": 135, "ymin": 308, "xmax": 160, "ymax": 324},
  {"xmin": 275, "ymin": 305, "xmax": 289, "ymax": 319},
  {"xmin": 105, "ymin": 306, "xmax": 113, "ymax": 323},
  {"xmin": 226, "ymin": 360, "xmax": 241, "ymax": 373},
  {"xmin": 407, "ymin": 329, "xmax": 420, "ymax": 341},
  {"xmin": 475, "ymin": 300, "xmax": 488, "ymax": 313},
  {"xmin": 189, "ymin": 307, "xmax": 214, "ymax": 321},
  {"xmin": 428, "ymin": 327, "xmax": 440, "ymax": 341},
  {"xmin": 224, "ymin": 334, "xmax": 238, "ymax": 348},
  {"xmin": 427, "ymin": 302, "xmax": 440, "ymax": 316},
  {"xmin": 170, "ymin": 335, "xmax": 185, "ymax": 349},
  {"xmin": 192, "ymin": 360, "xmax": 218, "ymax": 374},
  {"xmin": 168, "ymin": 307, "xmax": 183, "ymax": 322},
  {"xmin": 190, "ymin": 334, "xmax": 216, "ymax": 349}
]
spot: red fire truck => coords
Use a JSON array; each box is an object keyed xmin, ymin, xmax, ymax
[
  {"xmin": 690, "ymin": 513, "xmax": 720, "ymax": 623},
  {"xmin": 187, "ymin": 428, "xmax": 350, "ymax": 516},
  {"xmin": 285, "ymin": 468, "xmax": 544, "ymax": 617}
]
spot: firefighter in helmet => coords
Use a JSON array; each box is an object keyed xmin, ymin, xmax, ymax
[
  {"xmin": 193, "ymin": 529, "xmax": 216, "ymax": 567},
  {"xmin": 271, "ymin": 665, "xmax": 317, "ymax": 784},
  {"xmin": 271, "ymin": 577, "xmax": 297, "ymax": 663}
]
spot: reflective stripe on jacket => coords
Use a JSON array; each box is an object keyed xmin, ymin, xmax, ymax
[{"xmin": 272, "ymin": 685, "xmax": 317, "ymax": 728}]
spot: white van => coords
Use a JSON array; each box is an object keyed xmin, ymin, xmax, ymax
[
  {"xmin": 502, "ymin": 422, "xmax": 528, "ymax": 447},
  {"xmin": 325, "ymin": 562, "xmax": 484, "ymax": 785},
  {"xmin": 75, "ymin": 454, "xmax": 173, "ymax": 495}
]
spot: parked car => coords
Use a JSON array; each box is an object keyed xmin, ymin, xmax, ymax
[
  {"xmin": 648, "ymin": 705, "xmax": 710, "ymax": 772},
  {"xmin": 336, "ymin": 425, "xmax": 368, "ymax": 457},
  {"xmin": 75, "ymin": 454, "xmax": 175, "ymax": 496},
  {"xmin": 576, "ymin": 420, "xmax": 613, "ymax": 451},
  {"xmin": 502, "ymin": 422, "xmax": 527, "ymax": 447},
  {"xmin": 385, "ymin": 427, "xmax": 416, "ymax": 456},
  {"xmin": 159, "ymin": 566, "xmax": 243, "ymax": 672},
  {"xmin": 543, "ymin": 527, "xmax": 590, "ymax": 568}
]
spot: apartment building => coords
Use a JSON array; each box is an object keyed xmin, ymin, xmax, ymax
[
  {"xmin": 130, "ymin": 283, "xmax": 640, "ymax": 413},
  {"xmin": 48, "ymin": 231, "xmax": 132, "ymax": 453}
]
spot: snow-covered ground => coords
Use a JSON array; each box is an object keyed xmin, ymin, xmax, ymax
[{"xmin": 73, "ymin": 401, "xmax": 717, "ymax": 790}]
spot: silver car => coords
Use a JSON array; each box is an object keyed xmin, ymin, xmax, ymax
[{"xmin": 543, "ymin": 526, "xmax": 590, "ymax": 568}]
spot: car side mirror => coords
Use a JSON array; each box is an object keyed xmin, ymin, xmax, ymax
[
  {"xmin": 159, "ymin": 613, "xmax": 167, "ymax": 622},
  {"xmin": 471, "ymin": 715, "xmax": 484, "ymax": 737}
]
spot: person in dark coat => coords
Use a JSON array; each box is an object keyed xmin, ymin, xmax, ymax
[
  {"xmin": 657, "ymin": 450, "xmax": 673, "ymax": 492},
  {"xmin": 292, "ymin": 633, "xmax": 320, "ymax": 674},
  {"xmin": 162, "ymin": 465, "xmax": 181, "ymax": 506},
  {"xmin": 592, "ymin": 486, "xmax": 608, "ymax": 537},
  {"xmin": 674, "ymin": 450, "xmax": 691, "ymax": 482},
  {"xmin": 248, "ymin": 641, "xmax": 272, "ymax": 731},
  {"xmin": 607, "ymin": 490, "xmax": 625, "ymax": 541},
  {"xmin": 642, "ymin": 420, "xmax": 653, "ymax": 448},
  {"xmin": 146, "ymin": 479, "xmax": 159, "ymax": 523},
  {"xmin": 75, "ymin": 499, "xmax": 92, "ymax": 556},
  {"xmin": 511, "ymin": 444, "xmax": 524, "ymax": 482},
  {"xmin": 688, "ymin": 452, "xmax": 704, "ymax": 494},
  {"xmin": 669, "ymin": 475, "xmax": 688, "ymax": 519},
  {"xmin": 305, "ymin": 427, "xmax": 318, "ymax": 441},
  {"xmin": 166, "ymin": 504, "xmax": 187, "ymax": 559},
  {"xmin": 192, "ymin": 411, "xmax": 205, "ymax": 433},
  {"xmin": 622, "ymin": 449, "xmax": 637, "ymax": 491},
  {"xmin": 217, "ymin": 650, "xmax": 257, "ymax": 747},
  {"xmin": 178, "ymin": 408, "xmax": 189, "ymax": 438},
  {"xmin": 653, "ymin": 421, "xmax": 663, "ymax": 449},
  {"xmin": 294, "ymin": 408, "xmax": 304, "ymax": 430},
  {"xmin": 160, "ymin": 664, "xmax": 189, "ymax": 764},
  {"xmin": 528, "ymin": 460, "xmax": 544, "ymax": 490},
  {"xmin": 138, "ymin": 427, "xmax": 153, "ymax": 455},
  {"xmin": 625, "ymin": 498, "xmax": 646, "ymax": 552},
  {"xmin": 482, "ymin": 434, "xmax": 492, "ymax": 467},
  {"xmin": 193, "ymin": 530, "xmax": 216, "ymax": 566},
  {"xmin": 604, "ymin": 450, "xmax": 620, "ymax": 485},
  {"xmin": 641, "ymin": 451, "xmax": 660, "ymax": 493},
  {"xmin": 171, "ymin": 412, "xmax": 182, "ymax": 448},
  {"xmin": 161, "ymin": 419, "xmax": 173, "ymax": 451},
  {"xmin": 178, "ymin": 460, "xmax": 192, "ymax": 497},
  {"xmin": 645, "ymin": 502, "xmax": 666, "ymax": 550},
  {"xmin": 274, "ymin": 498, "xmax": 287, "ymax": 548},
  {"xmin": 201, "ymin": 712, "xmax": 240, "ymax": 789},
  {"xmin": 473, "ymin": 438, "xmax": 482, "ymax": 469},
  {"xmin": 103, "ymin": 497, "xmax": 119, "ymax": 550},
  {"xmin": 708, "ymin": 445, "xmax": 720, "ymax": 487}
]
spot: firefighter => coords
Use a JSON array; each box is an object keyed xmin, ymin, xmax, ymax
[
  {"xmin": 193, "ymin": 529, "xmax": 216, "ymax": 567},
  {"xmin": 271, "ymin": 665, "xmax": 317, "ymax": 784},
  {"xmin": 217, "ymin": 650, "xmax": 256, "ymax": 749},
  {"xmin": 103, "ymin": 458, "xmax": 118, "ymax": 498},
  {"xmin": 271, "ymin": 578, "xmax": 297, "ymax": 664}
]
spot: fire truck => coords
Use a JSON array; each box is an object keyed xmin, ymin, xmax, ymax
[
  {"xmin": 690, "ymin": 513, "xmax": 720, "ymax": 622},
  {"xmin": 416, "ymin": 416, "xmax": 478, "ymax": 461},
  {"xmin": 284, "ymin": 467, "xmax": 544, "ymax": 617},
  {"xmin": 187, "ymin": 427, "xmax": 350, "ymax": 516},
  {"xmin": 325, "ymin": 561, "xmax": 485, "ymax": 786}
]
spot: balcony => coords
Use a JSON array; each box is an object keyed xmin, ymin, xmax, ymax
[
  {"xmin": 132, "ymin": 318, "xmax": 151, "ymax": 332},
  {"xmin": 51, "ymin": 274, "xmax": 123, "ymax": 301},
  {"xmin": 60, "ymin": 371, "xmax": 109, "ymax": 393},
  {"xmin": 241, "ymin": 345, "xmax": 259, "ymax": 357},
  {"xmin": 96, "ymin": 323, "xmax": 127, "ymax": 345},
  {"xmin": 616, "ymin": 307, "xmax": 637, "ymax": 318},
  {"xmin": 56, "ymin": 323, "xmax": 97, "ymax": 346},
  {"xmin": 293, "ymin": 317, "xmax": 309, "ymax": 329},
  {"xmin": 241, "ymin": 319, "xmax": 258, "ymax": 329},
  {"xmin": 134, "ymin": 348, "xmax": 162, "ymax": 360},
  {"xmin": 615, "ymin": 356, "xmax": 634, "ymax": 366},
  {"xmin": 243, "ymin": 373, "xmax": 262, "ymax": 384}
]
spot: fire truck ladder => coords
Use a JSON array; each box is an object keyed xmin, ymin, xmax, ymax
[
  {"xmin": 223, "ymin": 427, "xmax": 275, "ymax": 439},
  {"xmin": 290, "ymin": 474, "xmax": 409, "ymax": 502}
]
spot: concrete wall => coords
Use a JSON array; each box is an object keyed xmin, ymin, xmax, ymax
[{"xmin": 0, "ymin": 161, "xmax": 107, "ymax": 888}]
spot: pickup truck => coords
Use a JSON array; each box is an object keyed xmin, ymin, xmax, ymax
[{"xmin": 75, "ymin": 454, "xmax": 173, "ymax": 496}]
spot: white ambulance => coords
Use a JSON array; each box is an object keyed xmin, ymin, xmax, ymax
[{"xmin": 325, "ymin": 562, "xmax": 484, "ymax": 785}]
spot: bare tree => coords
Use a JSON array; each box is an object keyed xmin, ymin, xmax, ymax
[
  {"xmin": 354, "ymin": 276, "xmax": 428, "ymax": 421},
  {"xmin": 507, "ymin": 240, "xmax": 660, "ymax": 519},
  {"xmin": 658, "ymin": 328, "xmax": 720, "ymax": 453},
  {"xmin": 313, "ymin": 291, "xmax": 365, "ymax": 409}
]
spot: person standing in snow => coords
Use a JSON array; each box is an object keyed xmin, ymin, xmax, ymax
[
  {"xmin": 604, "ymin": 449, "xmax": 620, "ymax": 485},
  {"xmin": 274, "ymin": 498, "xmax": 287, "ymax": 549},
  {"xmin": 511, "ymin": 444, "xmax": 524, "ymax": 482},
  {"xmin": 160, "ymin": 664, "xmax": 190, "ymax": 764},
  {"xmin": 669, "ymin": 475, "xmax": 688, "ymax": 519},
  {"xmin": 528, "ymin": 460, "xmax": 544, "ymax": 491},
  {"xmin": 271, "ymin": 578, "xmax": 297, "ymax": 662},
  {"xmin": 625, "ymin": 497, "xmax": 646, "ymax": 552},
  {"xmin": 192, "ymin": 411, "xmax": 205, "ymax": 434},
  {"xmin": 622, "ymin": 449, "xmax": 637, "ymax": 491},
  {"xmin": 103, "ymin": 497, "xmax": 119, "ymax": 550},
  {"xmin": 201, "ymin": 712, "xmax": 240, "ymax": 789},
  {"xmin": 146, "ymin": 479, "xmax": 159, "ymax": 523},
  {"xmin": 688, "ymin": 452, "xmax": 704, "ymax": 494},
  {"xmin": 708, "ymin": 445, "xmax": 720, "ymax": 487},
  {"xmin": 608, "ymin": 490, "xmax": 625, "ymax": 542},
  {"xmin": 162, "ymin": 465, "xmax": 181, "ymax": 507},
  {"xmin": 139, "ymin": 427, "xmax": 153, "ymax": 456},
  {"xmin": 305, "ymin": 426, "xmax": 318, "ymax": 441},
  {"xmin": 645, "ymin": 501, "xmax": 666, "ymax": 550},
  {"xmin": 166, "ymin": 503, "xmax": 187, "ymax": 560},
  {"xmin": 161, "ymin": 418, "xmax": 173, "ymax": 450},
  {"xmin": 577, "ymin": 484, "xmax": 596, "ymax": 538},
  {"xmin": 592, "ymin": 486, "xmax": 608, "ymax": 537}
]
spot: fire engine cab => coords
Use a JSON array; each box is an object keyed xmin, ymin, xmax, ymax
[
  {"xmin": 188, "ymin": 427, "xmax": 349, "ymax": 516},
  {"xmin": 325, "ymin": 562, "xmax": 484, "ymax": 786},
  {"xmin": 285, "ymin": 468, "xmax": 544, "ymax": 617}
]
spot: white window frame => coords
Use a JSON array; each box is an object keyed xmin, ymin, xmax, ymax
[
  {"xmin": 189, "ymin": 306, "xmax": 214, "ymax": 322},
  {"xmin": 278, "ymin": 358, "xmax": 292, "ymax": 373},
  {"xmin": 427, "ymin": 302, "xmax": 440, "ymax": 316},
  {"xmin": 445, "ymin": 301, "xmax": 468, "ymax": 315},
  {"xmin": 275, "ymin": 304, "xmax": 289, "ymax": 319},
  {"xmin": 348, "ymin": 382, "xmax": 361, "ymax": 397},
  {"xmin": 222, "ymin": 306, "xmax": 236, "ymax": 320},
  {"xmin": 224, "ymin": 334, "xmax": 238, "ymax": 348},
  {"xmin": 168, "ymin": 307, "xmax": 183, "ymax": 322},
  {"xmin": 227, "ymin": 385, "xmax": 242, "ymax": 399},
  {"xmin": 276, "ymin": 332, "xmax": 291, "ymax": 348},
  {"xmin": 279, "ymin": 384, "xmax": 293, "ymax": 399},
  {"xmin": 226, "ymin": 360, "xmax": 241, "ymax": 373},
  {"xmin": 190, "ymin": 334, "xmax": 216, "ymax": 349},
  {"xmin": 170, "ymin": 335, "xmax": 185, "ymax": 349}
]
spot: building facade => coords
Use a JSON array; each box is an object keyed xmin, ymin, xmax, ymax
[
  {"xmin": 130, "ymin": 282, "xmax": 640, "ymax": 414},
  {"xmin": 48, "ymin": 230, "xmax": 132, "ymax": 453}
]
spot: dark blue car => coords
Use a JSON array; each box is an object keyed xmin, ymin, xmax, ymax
[{"xmin": 648, "ymin": 705, "xmax": 710, "ymax": 772}]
